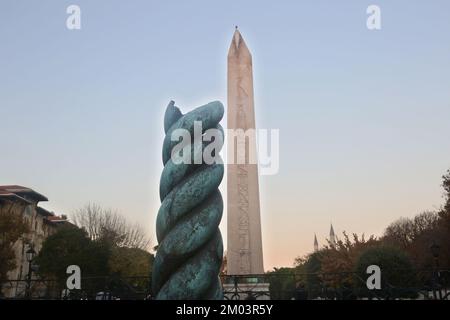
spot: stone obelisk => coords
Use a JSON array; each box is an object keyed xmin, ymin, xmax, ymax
[{"xmin": 227, "ymin": 28, "xmax": 264, "ymax": 275}]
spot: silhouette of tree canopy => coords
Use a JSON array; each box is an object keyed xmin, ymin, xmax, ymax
[
  {"xmin": 36, "ymin": 226, "xmax": 110, "ymax": 283},
  {"xmin": 355, "ymin": 246, "xmax": 417, "ymax": 299}
]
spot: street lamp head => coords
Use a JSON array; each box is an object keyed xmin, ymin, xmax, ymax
[
  {"xmin": 26, "ymin": 246, "xmax": 36, "ymax": 263},
  {"xmin": 430, "ymin": 242, "xmax": 440, "ymax": 258}
]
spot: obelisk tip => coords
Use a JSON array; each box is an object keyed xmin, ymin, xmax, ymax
[
  {"xmin": 233, "ymin": 28, "xmax": 241, "ymax": 49},
  {"xmin": 228, "ymin": 27, "xmax": 251, "ymax": 58}
]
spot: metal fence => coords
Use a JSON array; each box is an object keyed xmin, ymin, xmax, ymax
[
  {"xmin": 1, "ymin": 269, "xmax": 449, "ymax": 300},
  {"xmin": 222, "ymin": 269, "xmax": 450, "ymax": 300}
]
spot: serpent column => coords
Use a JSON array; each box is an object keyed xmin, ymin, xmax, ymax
[{"xmin": 152, "ymin": 100, "xmax": 225, "ymax": 299}]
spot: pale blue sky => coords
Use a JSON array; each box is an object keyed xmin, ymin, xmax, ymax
[{"xmin": 1, "ymin": 1, "xmax": 450, "ymax": 269}]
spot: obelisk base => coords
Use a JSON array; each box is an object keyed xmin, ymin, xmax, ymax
[{"xmin": 223, "ymin": 282, "xmax": 270, "ymax": 300}]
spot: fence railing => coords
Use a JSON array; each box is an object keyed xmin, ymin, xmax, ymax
[{"xmin": 1, "ymin": 269, "xmax": 449, "ymax": 300}]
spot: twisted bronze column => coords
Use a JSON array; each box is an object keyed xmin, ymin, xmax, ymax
[{"xmin": 152, "ymin": 100, "xmax": 224, "ymax": 299}]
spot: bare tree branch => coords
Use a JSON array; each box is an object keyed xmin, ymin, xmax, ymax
[{"xmin": 71, "ymin": 203, "xmax": 151, "ymax": 251}]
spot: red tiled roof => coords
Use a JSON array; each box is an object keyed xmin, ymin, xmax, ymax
[
  {"xmin": 46, "ymin": 216, "xmax": 64, "ymax": 221},
  {"xmin": 0, "ymin": 190, "xmax": 32, "ymax": 204},
  {"xmin": 0, "ymin": 185, "xmax": 48, "ymax": 202},
  {"xmin": 45, "ymin": 216, "xmax": 73, "ymax": 227}
]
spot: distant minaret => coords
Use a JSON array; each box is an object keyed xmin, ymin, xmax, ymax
[
  {"xmin": 329, "ymin": 224, "xmax": 336, "ymax": 246},
  {"xmin": 227, "ymin": 28, "xmax": 264, "ymax": 275},
  {"xmin": 313, "ymin": 234, "xmax": 319, "ymax": 252}
]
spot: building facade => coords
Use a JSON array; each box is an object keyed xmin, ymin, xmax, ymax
[{"xmin": 0, "ymin": 185, "xmax": 68, "ymax": 298}]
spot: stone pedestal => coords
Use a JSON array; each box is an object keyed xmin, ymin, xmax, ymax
[{"xmin": 223, "ymin": 280, "xmax": 270, "ymax": 300}]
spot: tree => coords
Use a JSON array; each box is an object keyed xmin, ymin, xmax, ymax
[
  {"xmin": 107, "ymin": 247, "xmax": 154, "ymax": 295},
  {"xmin": 71, "ymin": 203, "xmax": 151, "ymax": 250},
  {"xmin": 0, "ymin": 206, "xmax": 29, "ymax": 285},
  {"xmin": 109, "ymin": 247, "xmax": 154, "ymax": 278},
  {"xmin": 383, "ymin": 212, "xmax": 439, "ymax": 250},
  {"xmin": 382, "ymin": 210, "xmax": 447, "ymax": 272},
  {"xmin": 319, "ymin": 232, "xmax": 378, "ymax": 291},
  {"xmin": 302, "ymin": 251, "xmax": 324, "ymax": 299},
  {"xmin": 355, "ymin": 246, "xmax": 417, "ymax": 299},
  {"xmin": 412, "ymin": 211, "xmax": 439, "ymax": 236},
  {"xmin": 382, "ymin": 218, "xmax": 413, "ymax": 249},
  {"xmin": 267, "ymin": 267, "xmax": 296, "ymax": 300},
  {"xmin": 35, "ymin": 226, "xmax": 110, "ymax": 294}
]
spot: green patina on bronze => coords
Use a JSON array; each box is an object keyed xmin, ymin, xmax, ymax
[{"xmin": 152, "ymin": 100, "xmax": 224, "ymax": 300}]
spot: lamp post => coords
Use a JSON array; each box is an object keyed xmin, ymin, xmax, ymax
[
  {"xmin": 430, "ymin": 242, "xmax": 441, "ymax": 300},
  {"xmin": 25, "ymin": 246, "xmax": 36, "ymax": 299}
]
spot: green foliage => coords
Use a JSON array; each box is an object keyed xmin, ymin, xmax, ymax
[
  {"xmin": 36, "ymin": 223, "xmax": 154, "ymax": 298},
  {"xmin": 36, "ymin": 226, "xmax": 110, "ymax": 284},
  {"xmin": 319, "ymin": 232, "xmax": 379, "ymax": 291},
  {"xmin": 267, "ymin": 267, "xmax": 296, "ymax": 300},
  {"xmin": 303, "ymin": 251, "xmax": 323, "ymax": 299},
  {"xmin": 109, "ymin": 247, "xmax": 154, "ymax": 292},
  {"xmin": 355, "ymin": 246, "xmax": 417, "ymax": 299},
  {"xmin": 109, "ymin": 247, "xmax": 154, "ymax": 277}
]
